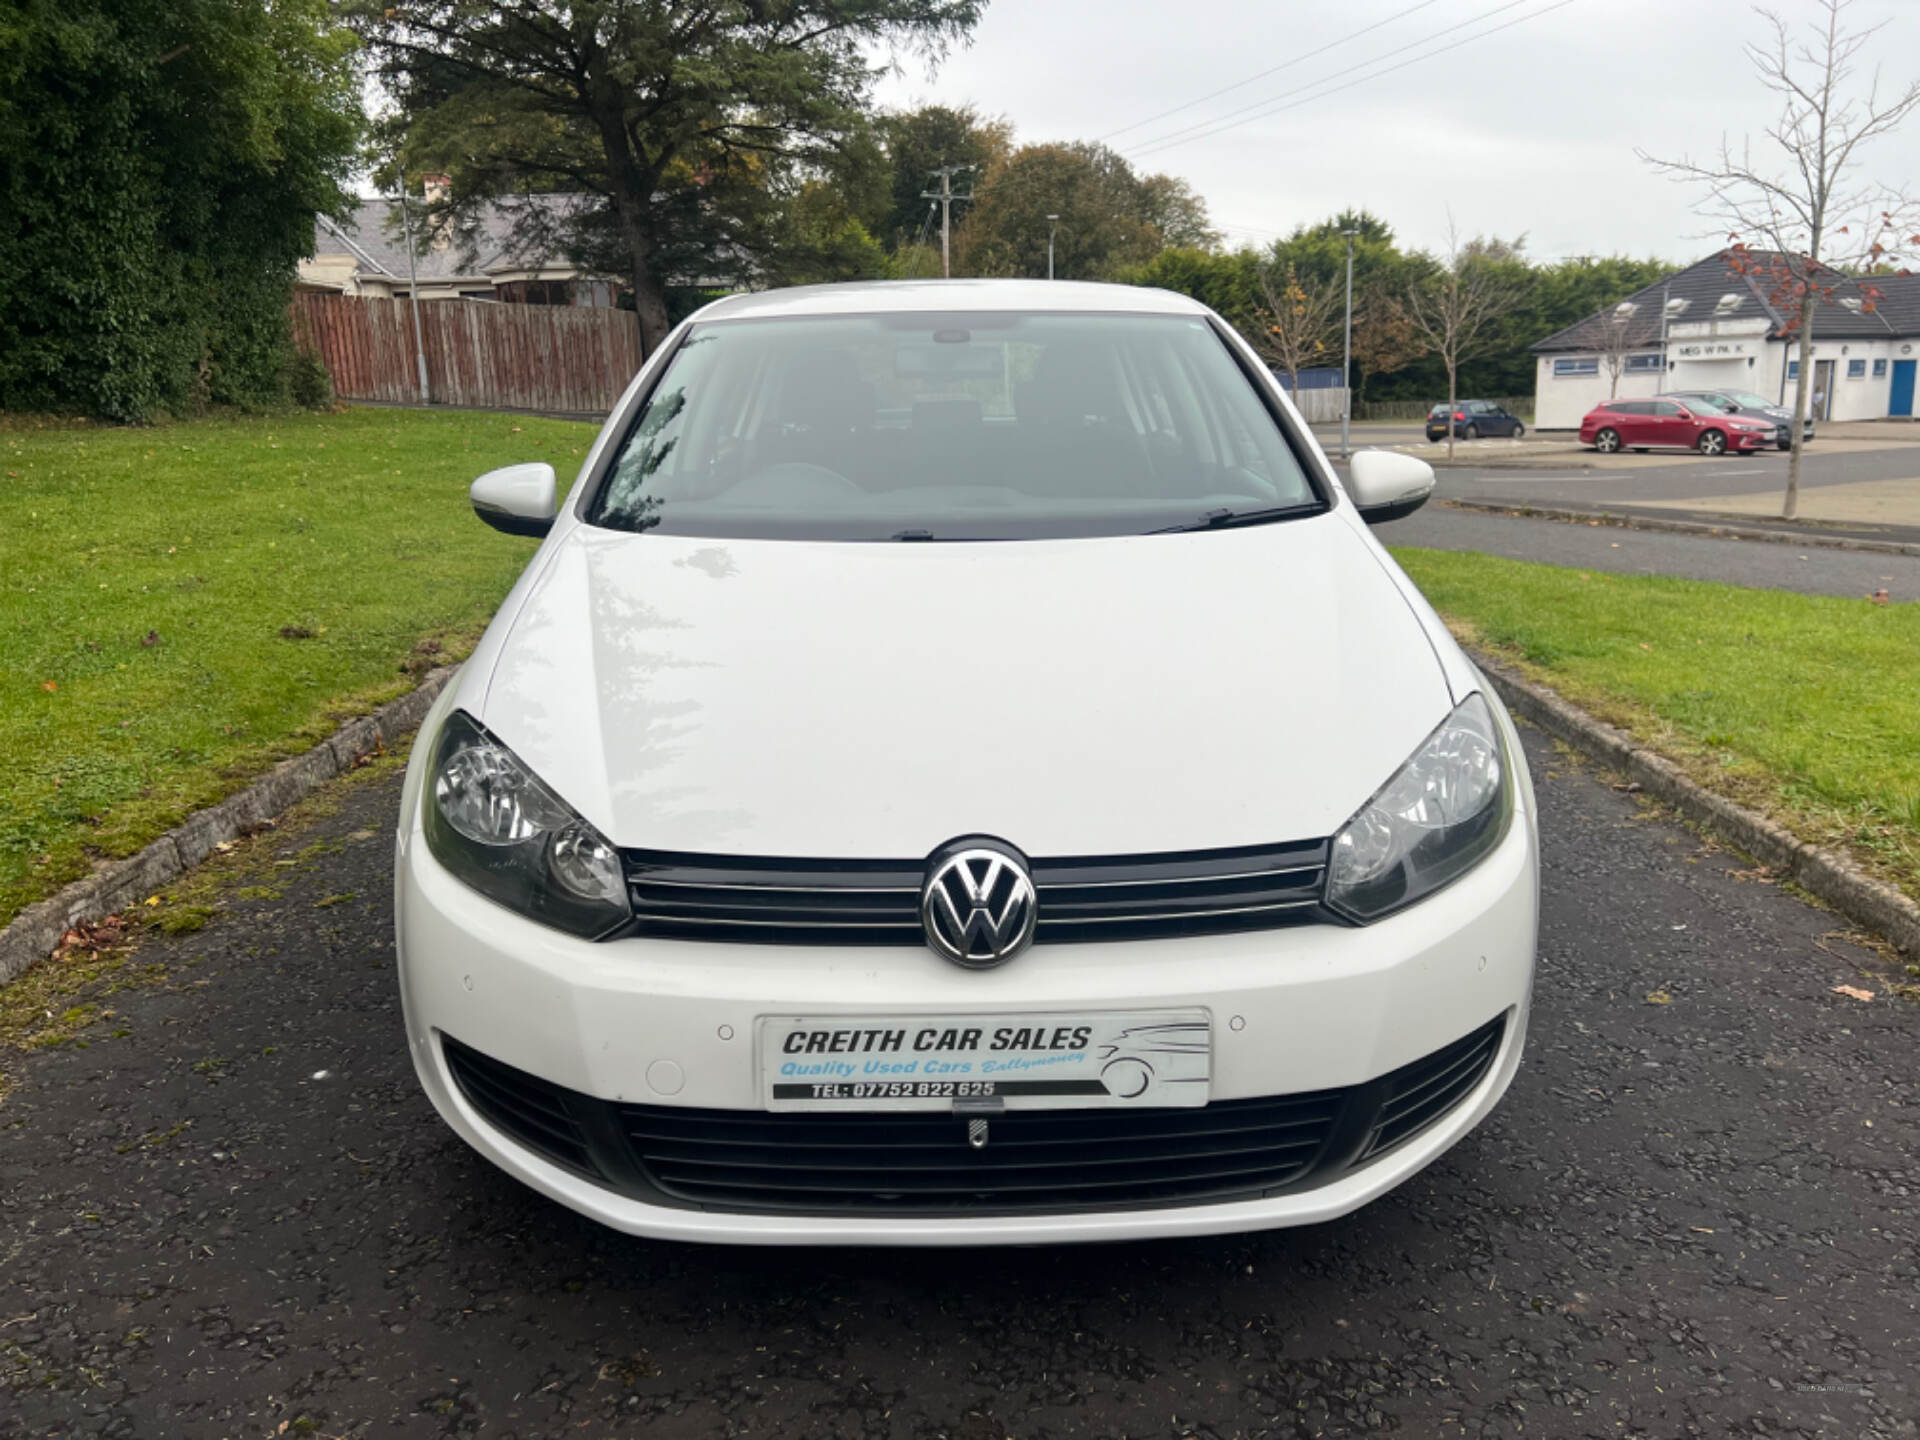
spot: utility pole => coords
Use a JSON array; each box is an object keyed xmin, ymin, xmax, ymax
[
  {"xmin": 921, "ymin": 165, "xmax": 972, "ymax": 278},
  {"xmin": 1047, "ymin": 214, "xmax": 1060, "ymax": 280},
  {"xmin": 1340, "ymin": 227, "xmax": 1357, "ymax": 459},
  {"xmin": 396, "ymin": 169, "xmax": 430, "ymax": 404}
]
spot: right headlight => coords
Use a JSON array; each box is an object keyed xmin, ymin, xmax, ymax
[
  {"xmin": 1326, "ymin": 692, "xmax": 1514, "ymax": 923},
  {"xmin": 422, "ymin": 710, "xmax": 631, "ymax": 939}
]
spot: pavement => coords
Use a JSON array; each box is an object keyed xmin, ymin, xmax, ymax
[
  {"xmin": 1375, "ymin": 501, "xmax": 1920, "ymax": 601},
  {"xmin": 4, "ymin": 726, "xmax": 1918, "ymax": 1438}
]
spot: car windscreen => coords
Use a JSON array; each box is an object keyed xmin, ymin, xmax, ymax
[
  {"xmin": 1682, "ymin": 395, "xmax": 1735, "ymax": 413},
  {"xmin": 584, "ymin": 311, "xmax": 1326, "ymax": 541},
  {"xmin": 1718, "ymin": 390, "xmax": 1774, "ymax": 409}
]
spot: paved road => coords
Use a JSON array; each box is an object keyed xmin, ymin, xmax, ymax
[
  {"xmin": 1374, "ymin": 502, "xmax": 1920, "ymax": 601},
  {"xmin": 1435, "ymin": 447, "xmax": 1920, "ymax": 540},
  {"xmin": 4, "ymin": 729, "xmax": 1917, "ymax": 1438}
]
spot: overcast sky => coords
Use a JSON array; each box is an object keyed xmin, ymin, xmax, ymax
[{"xmin": 871, "ymin": 0, "xmax": 1919, "ymax": 265}]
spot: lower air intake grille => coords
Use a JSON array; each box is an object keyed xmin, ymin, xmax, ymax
[
  {"xmin": 440, "ymin": 1014, "xmax": 1508, "ymax": 1217},
  {"xmin": 443, "ymin": 1036, "xmax": 603, "ymax": 1181},
  {"xmin": 1361, "ymin": 1016, "xmax": 1506, "ymax": 1160},
  {"xmin": 618, "ymin": 1093, "xmax": 1344, "ymax": 1214}
]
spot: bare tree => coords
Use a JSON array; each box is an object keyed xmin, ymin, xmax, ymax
[
  {"xmin": 1642, "ymin": 0, "xmax": 1920, "ymax": 518},
  {"xmin": 1406, "ymin": 221, "xmax": 1530, "ymax": 461},
  {"xmin": 1255, "ymin": 261, "xmax": 1343, "ymax": 405},
  {"xmin": 1597, "ymin": 303, "xmax": 1639, "ymax": 398}
]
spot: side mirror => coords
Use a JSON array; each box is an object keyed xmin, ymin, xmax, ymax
[
  {"xmin": 1347, "ymin": 450, "xmax": 1435, "ymax": 524},
  {"xmin": 470, "ymin": 462, "xmax": 557, "ymax": 537}
]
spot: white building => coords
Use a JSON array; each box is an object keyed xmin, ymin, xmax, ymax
[{"xmin": 1531, "ymin": 250, "xmax": 1920, "ymax": 429}]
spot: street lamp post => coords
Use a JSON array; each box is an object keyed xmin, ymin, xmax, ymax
[
  {"xmin": 1340, "ymin": 228, "xmax": 1358, "ymax": 459},
  {"xmin": 397, "ymin": 169, "xmax": 430, "ymax": 405},
  {"xmin": 1046, "ymin": 214, "xmax": 1060, "ymax": 280}
]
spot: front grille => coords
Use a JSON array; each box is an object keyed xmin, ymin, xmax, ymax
[
  {"xmin": 622, "ymin": 839, "xmax": 1332, "ymax": 946},
  {"xmin": 439, "ymin": 1015, "xmax": 1506, "ymax": 1217},
  {"xmin": 620, "ymin": 1092, "xmax": 1343, "ymax": 1214}
]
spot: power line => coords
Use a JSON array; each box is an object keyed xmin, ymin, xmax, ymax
[
  {"xmin": 920, "ymin": 165, "xmax": 973, "ymax": 278},
  {"xmin": 1125, "ymin": 0, "xmax": 1573, "ymax": 161},
  {"xmin": 1097, "ymin": 0, "xmax": 1450, "ymax": 143}
]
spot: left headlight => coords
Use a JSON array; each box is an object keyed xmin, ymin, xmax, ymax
[
  {"xmin": 1326, "ymin": 692, "xmax": 1514, "ymax": 923},
  {"xmin": 422, "ymin": 710, "xmax": 631, "ymax": 939}
]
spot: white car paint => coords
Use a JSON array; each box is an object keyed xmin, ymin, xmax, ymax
[{"xmin": 396, "ymin": 279, "xmax": 1539, "ymax": 1245}]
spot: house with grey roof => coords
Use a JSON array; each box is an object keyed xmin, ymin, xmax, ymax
[
  {"xmin": 297, "ymin": 192, "xmax": 621, "ymax": 307},
  {"xmin": 1530, "ymin": 250, "xmax": 1920, "ymax": 429}
]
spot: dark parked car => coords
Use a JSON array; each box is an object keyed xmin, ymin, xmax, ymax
[
  {"xmin": 1665, "ymin": 389, "xmax": 1813, "ymax": 449},
  {"xmin": 1579, "ymin": 396, "xmax": 1776, "ymax": 455},
  {"xmin": 1426, "ymin": 400, "xmax": 1525, "ymax": 441}
]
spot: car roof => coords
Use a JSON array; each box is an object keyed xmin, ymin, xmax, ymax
[{"xmin": 690, "ymin": 279, "xmax": 1212, "ymax": 323}]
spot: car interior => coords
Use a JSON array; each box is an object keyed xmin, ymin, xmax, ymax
[{"xmin": 590, "ymin": 313, "xmax": 1322, "ymax": 538}]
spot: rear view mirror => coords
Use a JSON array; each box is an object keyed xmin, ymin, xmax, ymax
[
  {"xmin": 470, "ymin": 463, "xmax": 558, "ymax": 537},
  {"xmin": 1347, "ymin": 450, "xmax": 1435, "ymax": 524}
]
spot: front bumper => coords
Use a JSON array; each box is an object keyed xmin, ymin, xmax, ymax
[{"xmin": 395, "ymin": 780, "xmax": 1537, "ymax": 1244}]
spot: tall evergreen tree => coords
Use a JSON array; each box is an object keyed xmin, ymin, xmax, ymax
[
  {"xmin": 0, "ymin": 0, "xmax": 360, "ymax": 420},
  {"xmin": 352, "ymin": 1, "xmax": 982, "ymax": 354}
]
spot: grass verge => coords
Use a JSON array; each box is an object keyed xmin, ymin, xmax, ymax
[
  {"xmin": 1, "ymin": 406, "xmax": 597, "ymax": 929},
  {"xmin": 1391, "ymin": 547, "xmax": 1920, "ymax": 903}
]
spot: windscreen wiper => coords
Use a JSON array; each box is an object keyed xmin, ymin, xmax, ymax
[{"xmin": 1146, "ymin": 502, "xmax": 1324, "ymax": 534}]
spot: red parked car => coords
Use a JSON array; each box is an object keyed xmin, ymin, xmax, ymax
[{"xmin": 1579, "ymin": 396, "xmax": 1777, "ymax": 455}]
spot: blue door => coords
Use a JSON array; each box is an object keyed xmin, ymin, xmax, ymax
[{"xmin": 1892, "ymin": 360, "xmax": 1917, "ymax": 417}]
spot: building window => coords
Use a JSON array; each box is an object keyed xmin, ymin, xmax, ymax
[
  {"xmin": 1847, "ymin": 359, "xmax": 1867, "ymax": 379},
  {"xmin": 1788, "ymin": 359, "xmax": 1800, "ymax": 379},
  {"xmin": 1553, "ymin": 357, "xmax": 1599, "ymax": 377},
  {"xmin": 1873, "ymin": 358, "xmax": 1888, "ymax": 378},
  {"xmin": 496, "ymin": 279, "xmax": 573, "ymax": 305},
  {"xmin": 1625, "ymin": 353, "xmax": 1664, "ymax": 373}
]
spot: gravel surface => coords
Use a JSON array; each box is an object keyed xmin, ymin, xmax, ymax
[
  {"xmin": 3, "ymin": 728, "xmax": 1916, "ymax": 1438},
  {"xmin": 1375, "ymin": 504, "xmax": 1920, "ymax": 601}
]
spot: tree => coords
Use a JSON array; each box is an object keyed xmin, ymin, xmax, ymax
[
  {"xmin": 1348, "ymin": 281, "xmax": 1422, "ymax": 405},
  {"xmin": 1642, "ymin": 0, "xmax": 1920, "ymax": 518},
  {"xmin": 1255, "ymin": 262, "xmax": 1342, "ymax": 398},
  {"xmin": 0, "ymin": 0, "xmax": 361, "ymax": 420},
  {"xmin": 1117, "ymin": 247, "xmax": 1263, "ymax": 331},
  {"xmin": 956, "ymin": 142, "xmax": 1211, "ymax": 279},
  {"xmin": 351, "ymin": 1, "xmax": 982, "ymax": 355},
  {"xmin": 1406, "ymin": 221, "xmax": 1530, "ymax": 460},
  {"xmin": 875, "ymin": 105, "xmax": 1010, "ymax": 249},
  {"xmin": 1595, "ymin": 301, "xmax": 1639, "ymax": 398}
]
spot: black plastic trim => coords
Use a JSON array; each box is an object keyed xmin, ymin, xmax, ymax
[
  {"xmin": 614, "ymin": 838, "xmax": 1339, "ymax": 946},
  {"xmin": 438, "ymin": 1015, "xmax": 1507, "ymax": 1218}
]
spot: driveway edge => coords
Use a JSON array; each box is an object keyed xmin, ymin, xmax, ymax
[
  {"xmin": 1472, "ymin": 649, "xmax": 1920, "ymax": 961},
  {"xmin": 1445, "ymin": 498, "xmax": 1920, "ymax": 558},
  {"xmin": 0, "ymin": 666, "xmax": 457, "ymax": 989}
]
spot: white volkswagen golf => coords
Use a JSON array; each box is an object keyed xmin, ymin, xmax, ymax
[{"xmin": 394, "ymin": 279, "xmax": 1538, "ymax": 1246}]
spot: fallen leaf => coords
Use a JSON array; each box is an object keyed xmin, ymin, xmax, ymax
[
  {"xmin": 1869, "ymin": 589, "xmax": 1889, "ymax": 605},
  {"xmin": 1690, "ymin": 1227, "xmax": 1715, "ymax": 1234},
  {"xmin": 140, "ymin": 629, "xmax": 159, "ymax": 647},
  {"xmin": 144, "ymin": 895, "xmax": 160, "ymax": 908},
  {"xmin": 1832, "ymin": 984, "xmax": 1875, "ymax": 1002},
  {"xmin": 1638, "ymin": 642, "xmax": 1652, "ymax": 651},
  {"xmin": 1645, "ymin": 989, "xmax": 1673, "ymax": 1005},
  {"xmin": 41, "ymin": 680, "xmax": 57, "ymax": 692}
]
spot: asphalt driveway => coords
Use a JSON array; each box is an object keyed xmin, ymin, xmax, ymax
[{"xmin": 3, "ymin": 727, "xmax": 1916, "ymax": 1438}]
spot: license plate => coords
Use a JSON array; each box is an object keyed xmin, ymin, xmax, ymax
[{"xmin": 760, "ymin": 1011, "xmax": 1211, "ymax": 1111}]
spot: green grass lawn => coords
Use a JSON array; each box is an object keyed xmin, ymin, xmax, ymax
[
  {"xmin": 1392, "ymin": 547, "xmax": 1920, "ymax": 901},
  {"xmin": 1, "ymin": 407, "xmax": 598, "ymax": 928}
]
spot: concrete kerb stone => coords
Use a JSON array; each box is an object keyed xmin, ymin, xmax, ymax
[
  {"xmin": 1443, "ymin": 498, "xmax": 1920, "ymax": 559},
  {"xmin": 1473, "ymin": 649, "xmax": 1920, "ymax": 962},
  {"xmin": 0, "ymin": 665, "xmax": 458, "ymax": 989}
]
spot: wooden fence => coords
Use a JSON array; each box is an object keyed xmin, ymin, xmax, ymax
[{"xmin": 292, "ymin": 292, "xmax": 646, "ymax": 415}]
